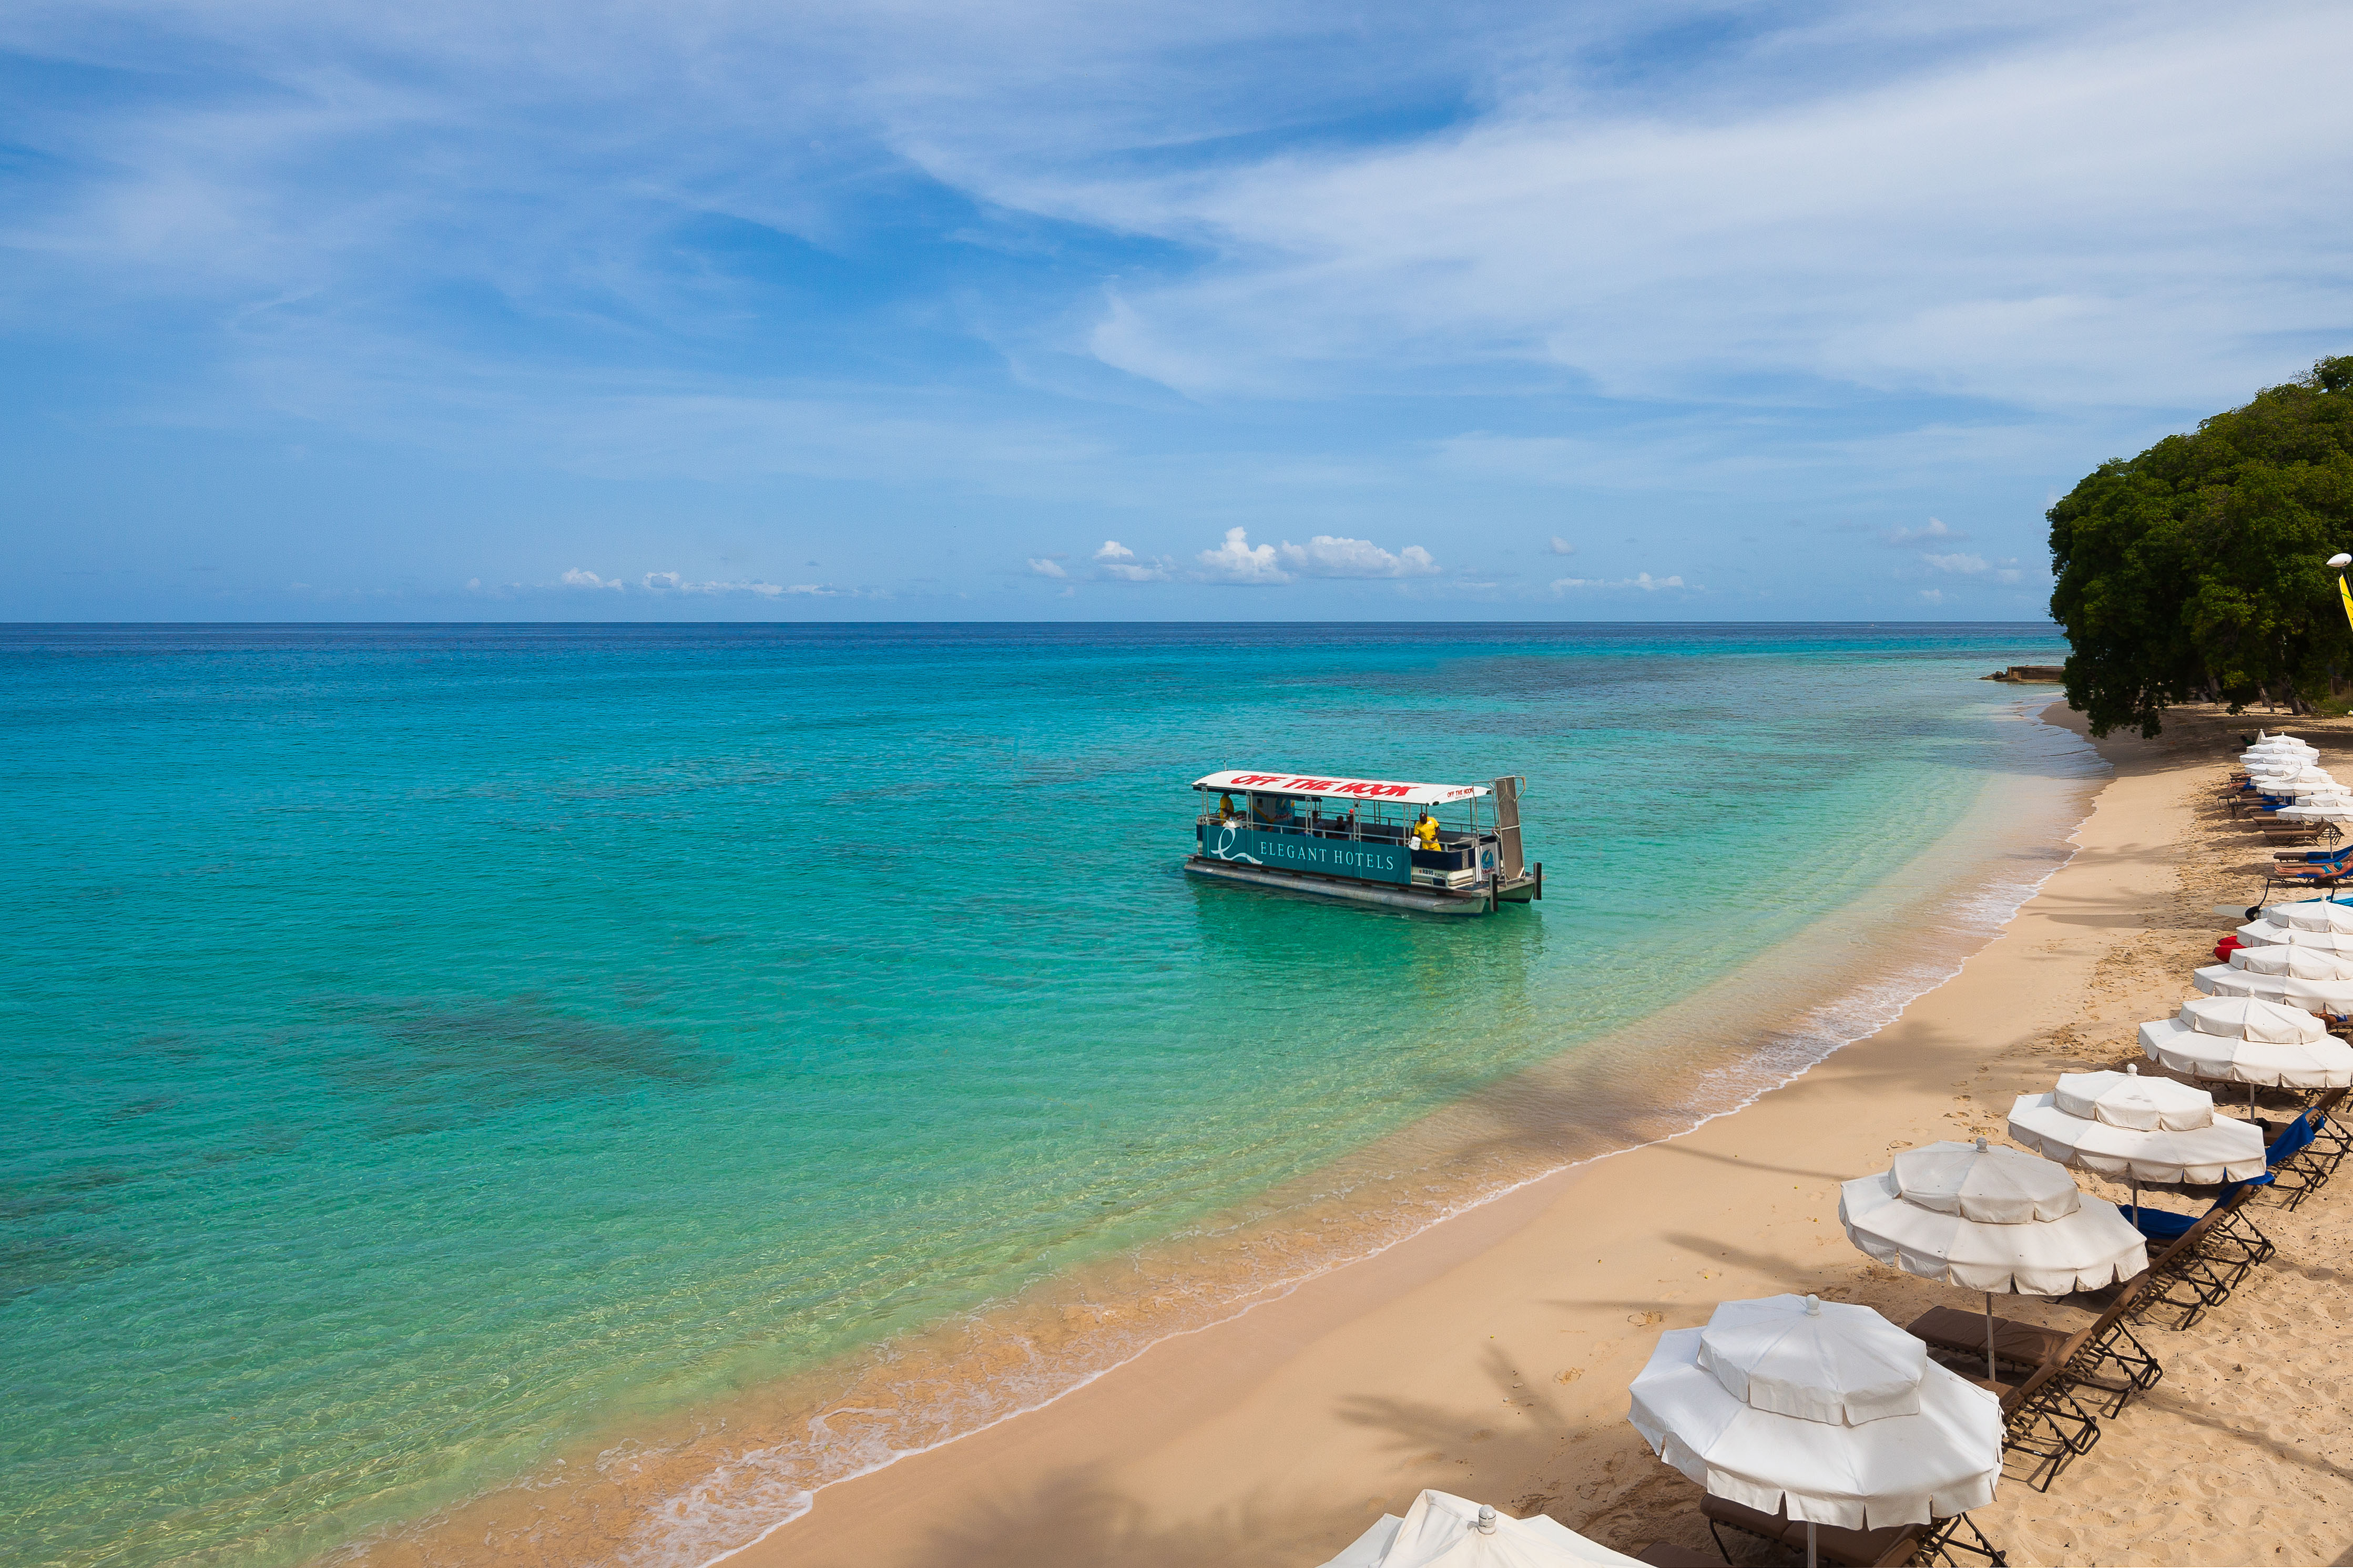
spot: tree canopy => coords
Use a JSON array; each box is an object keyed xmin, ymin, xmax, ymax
[{"xmin": 2048, "ymin": 355, "xmax": 2353, "ymax": 736}]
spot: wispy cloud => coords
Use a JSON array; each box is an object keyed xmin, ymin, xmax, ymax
[
  {"xmin": 1, "ymin": 1, "xmax": 2339, "ymax": 619},
  {"xmin": 562, "ymin": 568, "xmax": 851, "ymax": 597},
  {"xmin": 1551, "ymin": 571, "xmax": 1686, "ymax": 592},
  {"xmin": 1092, "ymin": 539, "xmax": 1172, "ymax": 581},
  {"xmin": 1548, "ymin": 536, "xmax": 1575, "ymax": 555},
  {"xmin": 1026, "ymin": 557, "xmax": 1068, "ymax": 578}
]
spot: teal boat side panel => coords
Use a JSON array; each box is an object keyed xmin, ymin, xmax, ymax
[{"xmin": 1197, "ymin": 822, "xmax": 1411, "ymax": 885}]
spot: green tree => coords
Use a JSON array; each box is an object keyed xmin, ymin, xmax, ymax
[{"xmin": 2048, "ymin": 355, "xmax": 2353, "ymax": 736}]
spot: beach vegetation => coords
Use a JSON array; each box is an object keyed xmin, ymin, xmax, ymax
[{"xmin": 2048, "ymin": 355, "xmax": 2353, "ymax": 735}]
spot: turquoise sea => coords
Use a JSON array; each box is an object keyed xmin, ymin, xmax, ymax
[{"xmin": 1, "ymin": 623, "xmax": 2087, "ymax": 1568}]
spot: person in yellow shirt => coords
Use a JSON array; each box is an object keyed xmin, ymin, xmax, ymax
[
  {"xmin": 1217, "ymin": 793, "xmax": 1238, "ymax": 822},
  {"xmin": 1411, "ymin": 812, "xmax": 1441, "ymax": 852}
]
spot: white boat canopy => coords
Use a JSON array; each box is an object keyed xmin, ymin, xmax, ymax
[{"xmin": 1192, "ymin": 769, "xmax": 1491, "ymax": 806}]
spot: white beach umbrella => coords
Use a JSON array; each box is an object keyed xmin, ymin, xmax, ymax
[
  {"xmin": 2231, "ymin": 922, "xmax": 2353, "ymax": 953},
  {"xmin": 1627, "ymin": 1294, "xmax": 2001, "ymax": 1564},
  {"xmin": 2139, "ymin": 996, "xmax": 2353, "ymax": 1095},
  {"xmin": 2192, "ymin": 964, "xmax": 2353, "ymax": 1014},
  {"xmin": 2256, "ymin": 900, "xmax": 2353, "ymax": 935},
  {"xmin": 1838, "ymin": 1140, "xmax": 2147, "ymax": 1378},
  {"xmin": 2271, "ymin": 803, "xmax": 2353, "ymax": 822},
  {"xmin": 2230, "ymin": 942, "xmax": 2353, "ymax": 979},
  {"xmin": 2006, "ymin": 1069, "xmax": 2266, "ymax": 1195},
  {"xmin": 1316, "ymin": 1490, "xmax": 1644, "ymax": 1568}
]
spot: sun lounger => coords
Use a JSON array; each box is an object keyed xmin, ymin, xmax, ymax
[
  {"xmin": 1699, "ymin": 1496, "xmax": 2005, "ymax": 1566},
  {"xmin": 1983, "ymin": 1354, "xmax": 2102, "ymax": 1493},
  {"xmin": 1906, "ymin": 1272, "xmax": 2159, "ymax": 1420},
  {"xmin": 2256, "ymin": 1095, "xmax": 2342, "ymax": 1207},
  {"xmin": 2300, "ymin": 1085, "xmax": 2350, "ymax": 1173},
  {"xmin": 2124, "ymin": 1180, "xmax": 2271, "ymax": 1329}
]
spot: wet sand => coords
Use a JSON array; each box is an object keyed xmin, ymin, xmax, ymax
[{"xmin": 741, "ymin": 704, "xmax": 2353, "ymax": 1568}]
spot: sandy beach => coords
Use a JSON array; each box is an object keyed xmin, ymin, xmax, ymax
[{"xmin": 734, "ymin": 702, "xmax": 2351, "ymax": 1568}]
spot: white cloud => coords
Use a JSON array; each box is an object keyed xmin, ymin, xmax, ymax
[
  {"xmin": 1922, "ymin": 551, "xmax": 1990, "ymax": 575},
  {"xmin": 1016, "ymin": 8, "xmax": 2353, "ymax": 413},
  {"xmin": 1919, "ymin": 588, "xmax": 1946, "ymax": 602},
  {"xmin": 1196, "ymin": 526, "xmax": 1289, "ymax": 585},
  {"xmin": 1549, "ymin": 536, "xmax": 1575, "ymax": 555},
  {"xmin": 1091, "ymin": 539, "xmax": 1172, "ymax": 581},
  {"xmin": 1551, "ymin": 571, "xmax": 1685, "ymax": 592},
  {"xmin": 635, "ymin": 571, "xmax": 846, "ymax": 597},
  {"xmin": 1026, "ymin": 557, "xmax": 1068, "ymax": 578},
  {"xmin": 1276, "ymin": 535, "xmax": 1439, "ymax": 578},
  {"xmin": 562, "ymin": 568, "xmax": 625, "ymax": 590},
  {"xmin": 1886, "ymin": 518, "xmax": 1964, "ymax": 545}
]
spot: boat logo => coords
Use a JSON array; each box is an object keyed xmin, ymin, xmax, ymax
[{"xmin": 1209, "ymin": 822, "xmax": 1264, "ymax": 865}]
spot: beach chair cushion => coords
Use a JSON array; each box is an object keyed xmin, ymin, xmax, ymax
[
  {"xmin": 2131, "ymin": 1205, "xmax": 2200, "ymax": 1242},
  {"xmin": 1906, "ymin": 1306, "xmax": 2066, "ymax": 1367},
  {"xmin": 2267, "ymin": 1115, "xmax": 2316, "ymax": 1165}
]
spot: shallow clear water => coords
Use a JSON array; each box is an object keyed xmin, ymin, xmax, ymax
[{"xmin": 0, "ymin": 622, "xmax": 2073, "ymax": 1568}]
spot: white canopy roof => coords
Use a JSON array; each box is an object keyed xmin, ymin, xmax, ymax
[
  {"xmin": 1626, "ymin": 1295, "xmax": 2002, "ymax": 1531},
  {"xmin": 2193, "ymin": 964, "xmax": 2353, "ymax": 1014},
  {"xmin": 2141, "ymin": 1018, "xmax": 2353, "ymax": 1087},
  {"xmin": 2007, "ymin": 1089, "xmax": 2266, "ymax": 1185},
  {"xmin": 1837, "ymin": 1140, "xmax": 2147, "ymax": 1295},
  {"xmin": 1193, "ymin": 770, "xmax": 1489, "ymax": 805},
  {"xmin": 1315, "ymin": 1491, "xmax": 1644, "ymax": 1568},
  {"xmin": 2231, "ymin": 942, "xmax": 2353, "ymax": 980},
  {"xmin": 2175, "ymin": 995, "xmax": 2327, "ymax": 1043},
  {"xmin": 2055, "ymin": 1066, "xmax": 2212, "ymax": 1131},
  {"xmin": 2233, "ymin": 922, "xmax": 2353, "ymax": 954},
  {"xmin": 2258, "ymin": 899, "xmax": 2353, "ymax": 934}
]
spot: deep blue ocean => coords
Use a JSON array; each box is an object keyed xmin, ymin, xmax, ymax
[{"xmin": 0, "ymin": 622, "xmax": 2078, "ymax": 1568}]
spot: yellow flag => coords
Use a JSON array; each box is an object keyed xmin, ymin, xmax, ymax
[{"xmin": 2340, "ymin": 573, "xmax": 2353, "ymax": 633}]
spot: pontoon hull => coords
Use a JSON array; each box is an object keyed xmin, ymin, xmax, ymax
[{"xmin": 1185, "ymin": 856, "xmax": 1514, "ymax": 915}]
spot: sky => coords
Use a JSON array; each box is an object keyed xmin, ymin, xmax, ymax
[{"xmin": 3, "ymin": 1, "xmax": 2350, "ymax": 622}]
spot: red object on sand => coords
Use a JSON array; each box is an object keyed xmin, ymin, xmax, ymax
[{"xmin": 2214, "ymin": 934, "xmax": 2243, "ymax": 964}]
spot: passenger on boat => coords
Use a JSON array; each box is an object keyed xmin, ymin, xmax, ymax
[
  {"xmin": 1217, "ymin": 793, "xmax": 1238, "ymax": 822},
  {"xmin": 1411, "ymin": 812, "xmax": 1441, "ymax": 851},
  {"xmin": 1252, "ymin": 794, "xmax": 1298, "ymax": 828}
]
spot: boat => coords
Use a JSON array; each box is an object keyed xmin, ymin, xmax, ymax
[{"xmin": 1185, "ymin": 768, "xmax": 1542, "ymax": 916}]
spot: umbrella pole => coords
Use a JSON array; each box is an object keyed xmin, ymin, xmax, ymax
[
  {"xmin": 1984, "ymin": 1290, "xmax": 1998, "ymax": 1381},
  {"xmin": 1806, "ymin": 1520, "xmax": 1817, "ymax": 1568},
  {"xmin": 2131, "ymin": 1175, "xmax": 2140, "ymax": 1224}
]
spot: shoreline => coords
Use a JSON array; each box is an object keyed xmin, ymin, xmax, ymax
[
  {"xmin": 734, "ymin": 700, "xmax": 2321, "ymax": 1568},
  {"xmin": 334, "ymin": 696, "xmax": 2109, "ymax": 1568}
]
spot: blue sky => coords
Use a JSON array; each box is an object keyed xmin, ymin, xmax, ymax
[{"xmin": 4, "ymin": 2, "xmax": 2349, "ymax": 621}]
